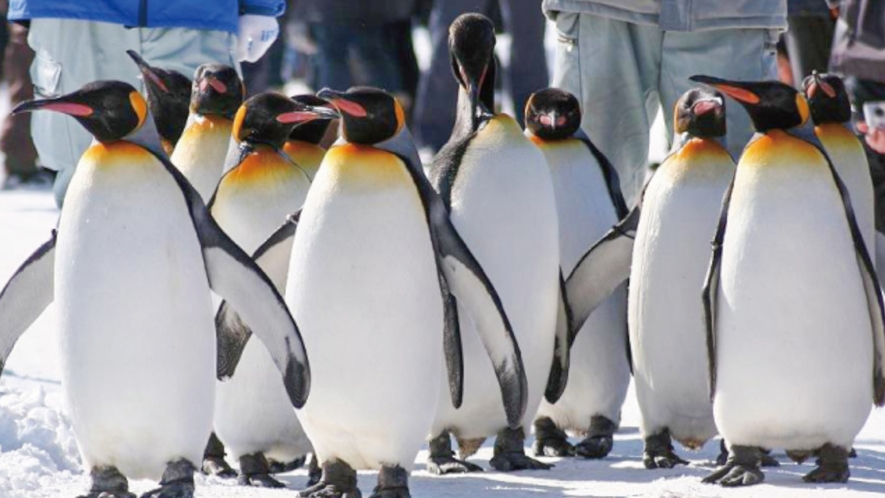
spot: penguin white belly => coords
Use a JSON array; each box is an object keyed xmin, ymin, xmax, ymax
[
  {"xmin": 288, "ymin": 146, "xmax": 443, "ymax": 471},
  {"xmin": 212, "ymin": 159, "xmax": 313, "ymax": 461},
  {"xmin": 818, "ymin": 124, "xmax": 875, "ymax": 265},
  {"xmin": 532, "ymin": 139, "xmax": 629, "ymax": 431},
  {"xmin": 630, "ymin": 144, "xmax": 733, "ymax": 448},
  {"xmin": 170, "ymin": 115, "xmax": 233, "ymax": 202},
  {"xmin": 57, "ymin": 143, "xmax": 215, "ymax": 480},
  {"xmin": 715, "ymin": 143, "xmax": 872, "ymax": 451},
  {"xmin": 433, "ymin": 116, "xmax": 559, "ymax": 439}
]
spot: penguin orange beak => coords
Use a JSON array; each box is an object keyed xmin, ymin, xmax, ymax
[
  {"xmin": 277, "ymin": 105, "xmax": 339, "ymax": 124},
  {"xmin": 127, "ymin": 50, "xmax": 169, "ymax": 93},
  {"xmin": 692, "ymin": 98, "xmax": 722, "ymax": 117},
  {"xmin": 690, "ymin": 75, "xmax": 760, "ymax": 105},
  {"xmin": 317, "ymin": 89, "xmax": 366, "ymax": 118},
  {"xmin": 805, "ymin": 72, "xmax": 836, "ymax": 100},
  {"xmin": 199, "ymin": 75, "xmax": 227, "ymax": 94},
  {"xmin": 12, "ymin": 97, "xmax": 94, "ymax": 117}
]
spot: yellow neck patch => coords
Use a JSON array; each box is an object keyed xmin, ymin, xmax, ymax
[{"xmin": 129, "ymin": 91, "xmax": 147, "ymax": 130}]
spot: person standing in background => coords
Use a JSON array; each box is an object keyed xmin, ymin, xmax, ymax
[
  {"xmin": 412, "ymin": 0, "xmax": 548, "ymax": 153},
  {"xmin": 8, "ymin": 0, "xmax": 283, "ymax": 206},
  {"xmin": 783, "ymin": 0, "xmax": 837, "ymax": 88},
  {"xmin": 543, "ymin": 0, "xmax": 786, "ymax": 204}
]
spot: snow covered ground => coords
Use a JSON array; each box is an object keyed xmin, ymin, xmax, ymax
[{"xmin": 1, "ymin": 190, "xmax": 885, "ymax": 497}]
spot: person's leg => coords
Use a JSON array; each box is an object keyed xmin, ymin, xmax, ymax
[
  {"xmin": 499, "ymin": 0, "xmax": 548, "ymax": 125},
  {"xmin": 784, "ymin": 14, "xmax": 835, "ymax": 88},
  {"xmin": 139, "ymin": 27, "xmax": 239, "ymax": 83},
  {"xmin": 844, "ymin": 76, "xmax": 885, "ymax": 232},
  {"xmin": 551, "ymin": 12, "xmax": 662, "ymax": 205},
  {"xmin": 1, "ymin": 22, "xmax": 38, "ymax": 184},
  {"xmin": 413, "ymin": 0, "xmax": 491, "ymax": 152},
  {"xmin": 308, "ymin": 23, "xmax": 353, "ymax": 92},
  {"xmin": 659, "ymin": 28, "xmax": 778, "ymax": 162},
  {"xmin": 350, "ymin": 25, "xmax": 404, "ymax": 93}
]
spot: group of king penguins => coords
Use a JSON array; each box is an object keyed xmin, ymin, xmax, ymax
[{"xmin": 0, "ymin": 10, "xmax": 882, "ymax": 498}]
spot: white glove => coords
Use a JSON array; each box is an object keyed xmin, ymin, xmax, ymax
[{"xmin": 236, "ymin": 15, "xmax": 280, "ymax": 63}]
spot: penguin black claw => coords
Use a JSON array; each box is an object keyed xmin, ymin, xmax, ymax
[
  {"xmin": 140, "ymin": 459, "xmax": 196, "ymax": 498},
  {"xmin": 642, "ymin": 430, "xmax": 688, "ymax": 469},
  {"xmin": 426, "ymin": 433, "xmax": 484, "ymax": 474},
  {"xmin": 532, "ymin": 417, "xmax": 575, "ymax": 457},
  {"xmin": 575, "ymin": 435, "xmax": 613, "ymax": 459},
  {"xmin": 201, "ymin": 432, "xmax": 236, "ymax": 478},
  {"xmin": 78, "ymin": 465, "xmax": 135, "ymax": 498},
  {"xmin": 490, "ymin": 428, "xmax": 553, "ymax": 472},
  {"xmin": 703, "ymin": 445, "xmax": 764, "ymax": 487},
  {"xmin": 237, "ymin": 452, "xmax": 287, "ymax": 488},
  {"xmin": 803, "ymin": 444, "xmax": 850, "ymax": 483},
  {"xmin": 369, "ymin": 466, "xmax": 410, "ymax": 498},
  {"xmin": 299, "ymin": 460, "xmax": 362, "ymax": 498},
  {"xmin": 268, "ymin": 455, "xmax": 307, "ymax": 474}
]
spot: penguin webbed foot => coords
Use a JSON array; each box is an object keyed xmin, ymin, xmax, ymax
[
  {"xmin": 575, "ymin": 416, "xmax": 617, "ymax": 459},
  {"xmin": 426, "ymin": 432, "xmax": 483, "ymax": 474},
  {"xmin": 79, "ymin": 465, "xmax": 136, "ymax": 498},
  {"xmin": 307, "ymin": 454, "xmax": 323, "ymax": 487},
  {"xmin": 201, "ymin": 433, "xmax": 236, "ymax": 478},
  {"xmin": 803, "ymin": 444, "xmax": 850, "ymax": 483},
  {"xmin": 238, "ymin": 472, "xmax": 287, "ymax": 488},
  {"xmin": 268, "ymin": 455, "xmax": 307, "ymax": 474},
  {"xmin": 532, "ymin": 417, "xmax": 575, "ymax": 457},
  {"xmin": 490, "ymin": 427, "xmax": 552, "ymax": 472},
  {"xmin": 703, "ymin": 445, "xmax": 764, "ymax": 487},
  {"xmin": 299, "ymin": 460, "xmax": 362, "ymax": 498},
  {"xmin": 140, "ymin": 459, "xmax": 196, "ymax": 498},
  {"xmin": 368, "ymin": 465, "xmax": 410, "ymax": 498},
  {"xmin": 642, "ymin": 430, "xmax": 688, "ymax": 469},
  {"xmin": 238, "ymin": 452, "xmax": 287, "ymax": 488}
]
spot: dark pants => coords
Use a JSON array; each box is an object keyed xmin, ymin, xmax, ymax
[
  {"xmin": 845, "ymin": 76, "xmax": 885, "ymax": 231},
  {"xmin": 1, "ymin": 22, "xmax": 37, "ymax": 176},
  {"xmin": 309, "ymin": 23, "xmax": 405, "ymax": 94},
  {"xmin": 413, "ymin": 0, "xmax": 548, "ymax": 151},
  {"xmin": 784, "ymin": 14, "xmax": 835, "ymax": 88}
]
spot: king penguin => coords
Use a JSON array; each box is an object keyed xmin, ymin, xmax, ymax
[
  {"xmin": 0, "ymin": 81, "xmax": 311, "ymax": 498},
  {"xmin": 126, "ymin": 50, "xmax": 192, "ymax": 155},
  {"xmin": 209, "ymin": 92, "xmax": 336, "ymax": 488},
  {"xmin": 282, "ymin": 94, "xmax": 337, "ymax": 181},
  {"xmin": 523, "ymin": 88, "xmax": 631, "ymax": 460},
  {"xmin": 426, "ymin": 14, "xmax": 562, "ymax": 474},
  {"xmin": 170, "ymin": 64, "xmax": 244, "ymax": 202},
  {"xmin": 225, "ymin": 86, "xmax": 527, "ymax": 498},
  {"xmin": 803, "ymin": 72, "xmax": 876, "ymax": 266},
  {"xmin": 690, "ymin": 75, "xmax": 885, "ymax": 486}
]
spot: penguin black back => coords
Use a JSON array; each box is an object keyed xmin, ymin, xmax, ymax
[
  {"xmin": 191, "ymin": 64, "xmax": 244, "ymax": 119},
  {"xmin": 802, "ymin": 72, "xmax": 851, "ymax": 125},
  {"xmin": 524, "ymin": 89, "xmax": 582, "ymax": 140},
  {"xmin": 126, "ymin": 51, "xmax": 191, "ymax": 149},
  {"xmin": 317, "ymin": 87, "xmax": 403, "ymax": 145},
  {"xmin": 674, "ymin": 88, "xmax": 727, "ymax": 138}
]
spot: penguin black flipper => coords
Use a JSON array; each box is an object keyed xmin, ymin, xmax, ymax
[
  {"xmin": 702, "ymin": 174, "xmax": 737, "ymax": 401},
  {"xmin": 544, "ymin": 270, "xmax": 573, "ymax": 404},
  {"xmin": 575, "ymin": 130, "xmax": 629, "ymax": 218},
  {"xmin": 377, "ymin": 130, "xmax": 529, "ymax": 429},
  {"xmin": 138, "ymin": 144, "xmax": 311, "ymax": 408},
  {"xmin": 566, "ymin": 204, "xmax": 640, "ymax": 335},
  {"xmin": 216, "ymin": 212, "xmax": 300, "ymax": 379},
  {"xmin": 439, "ymin": 269, "xmax": 464, "ymax": 409},
  {"xmin": 0, "ymin": 232, "xmax": 56, "ymax": 375}
]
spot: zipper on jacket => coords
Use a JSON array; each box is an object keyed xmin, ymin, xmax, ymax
[{"xmin": 139, "ymin": 0, "xmax": 148, "ymax": 26}]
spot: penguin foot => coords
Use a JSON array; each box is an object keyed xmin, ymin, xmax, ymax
[
  {"xmin": 760, "ymin": 449, "xmax": 780, "ymax": 467},
  {"xmin": 490, "ymin": 427, "xmax": 552, "ymax": 472},
  {"xmin": 532, "ymin": 417, "xmax": 575, "ymax": 457},
  {"xmin": 575, "ymin": 415, "xmax": 617, "ymax": 459},
  {"xmin": 140, "ymin": 459, "xmax": 196, "ymax": 498},
  {"xmin": 307, "ymin": 454, "xmax": 323, "ymax": 487},
  {"xmin": 268, "ymin": 455, "xmax": 306, "ymax": 474},
  {"xmin": 716, "ymin": 440, "xmax": 729, "ymax": 467},
  {"xmin": 201, "ymin": 433, "xmax": 236, "ymax": 478},
  {"xmin": 849, "ymin": 447, "xmax": 857, "ymax": 458},
  {"xmin": 238, "ymin": 452, "xmax": 286, "ymax": 488},
  {"xmin": 803, "ymin": 444, "xmax": 850, "ymax": 483},
  {"xmin": 299, "ymin": 460, "xmax": 361, "ymax": 498},
  {"xmin": 703, "ymin": 445, "xmax": 764, "ymax": 487},
  {"xmin": 78, "ymin": 465, "xmax": 135, "ymax": 498},
  {"xmin": 642, "ymin": 430, "xmax": 688, "ymax": 469},
  {"xmin": 369, "ymin": 465, "xmax": 410, "ymax": 498},
  {"xmin": 426, "ymin": 432, "xmax": 483, "ymax": 474}
]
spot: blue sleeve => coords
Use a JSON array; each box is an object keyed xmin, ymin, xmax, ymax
[{"xmin": 239, "ymin": 0, "xmax": 286, "ymax": 16}]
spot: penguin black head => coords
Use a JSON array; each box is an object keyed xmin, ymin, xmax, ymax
[
  {"xmin": 689, "ymin": 75, "xmax": 809, "ymax": 133},
  {"xmin": 232, "ymin": 92, "xmax": 339, "ymax": 148},
  {"xmin": 288, "ymin": 94, "xmax": 337, "ymax": 145},
  {"xmin": 191, "ymin": 63, "xmax": 244, "ymax": 119},
  {"xmin": 12, "ymin": 80, "xmax": 147, "ymax": 143},
  {"xmin": 126, "ymin": 50, "xmax": 191, "ymax": 148},
  {"xmin": 449, "ymin": 13, "xmax": 496, "ymax": 123},
  {"xmin": 317, "ymin": 87, "xmax": 403, "ymax": 145},
  {"xmin": 674, "ymin": 88, "xmax": 727, "ymax": 138},
  {"xmin": 524, "ymin": 88, "xmax": 582, "ymax": 140},
  {"xmin": 802, "ymin": 72, "xmax": 851, "ymax": 125}
]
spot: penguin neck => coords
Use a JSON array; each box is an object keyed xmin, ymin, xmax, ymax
[{"xmin": 450, "ymin": 88, "xmax": 492, "ymax": 144}]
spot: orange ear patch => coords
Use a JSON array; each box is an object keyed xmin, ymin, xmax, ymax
[
  {"xmin": 129, "ymin": 91, "xmax": 147, "ymax": 129},
  {"xmin": 232, "ymin": 105, "xmax": 248, "ymax": 142},
  {"xmin": 795, "ymin": 94, "xmax": 810, "ymax": 126},
  {"xmin": 713, "ymin": 84, "xmax": 760, "ymax": 104}
]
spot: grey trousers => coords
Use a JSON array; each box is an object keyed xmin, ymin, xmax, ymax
[
  {"xmin": 550, "ymin": 13, "xmax": 779, "ymax": 204},
  {"xmin": 28, "ymin": 19, "xmax": 239, "ymax": 206}
]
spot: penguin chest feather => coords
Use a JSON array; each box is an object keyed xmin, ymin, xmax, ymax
[
  {"xmin": 287, "ymin": 144, "xmax": 443, "ymax": 470},
  {"xmin": 170, "ymin": 114, "xmax": 233, "ymax": 201},
  {"xmin": 58, "ymin": 141, "xmax": 215, "ymax": 479},
  {"xmin": 715, "ymin": 132, "xmax": 872, "ymax": 449}
]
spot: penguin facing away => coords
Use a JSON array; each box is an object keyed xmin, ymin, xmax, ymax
[
  {"xmin": 283, "ymin": 94, "xmax": 337, "ymax": 181},
  {"xmin": 0, "ymin": 81, "xmax": 310, "ymax": 498},
  {"xmin": 126, "ymin": 50, "xmax": 192, "ymax": 155},
  {"xmin": 170, "ymin": 64, "xmax": 244, "ymax": 202},
  {"xmin": 803, "ymin": 72, "xmax": 876, "ymax": 267},
  {"xmin": 524, "ymin": 88, "xmax": 631, "ymax": 461},
  {"xmin": 691, "ymin": 75, "xmax": 885, "ymax": 487},
  {"xmin": 208, "ymin": 93, "xmax": 336, "ymax": 488},
  {"xmin": 222, "ymin": 86, "xmax": 525, "ymax": 498},
  {"xmin": 426, "ymin": 13, "xmax": 563, "ymax": 474}
]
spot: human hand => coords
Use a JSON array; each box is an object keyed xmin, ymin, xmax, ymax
[
  {"xmin": 858, "ymin": 121, "xmax": 885, "ymax": 154},
  {"xmin": 237, "ymin": 15, "xmax": 279, "ymax": 63}
]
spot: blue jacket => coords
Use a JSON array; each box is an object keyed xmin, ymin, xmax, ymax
[{"xmin": 8, "ymin": 0, "xmax": 285, "ymax": 33}]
